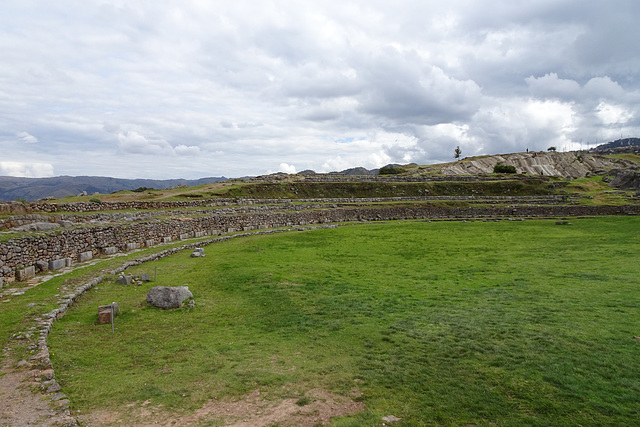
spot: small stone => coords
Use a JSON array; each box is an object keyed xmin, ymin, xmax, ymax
[
  {"xmin": 51, "ymin": 392, "xmax": 67, "ymax": 401},
  {"xmin": 54, "ymin": 398, "xmax": 70, "ymax": 407},
  {"xmin": 190, "ymin": 248, "xmax": 205, "ymax": 258},
  {"xmin": 40, "ymin": 369, "xmax": 55, "ymax": 380},
  {"xmin": 382, "ymin": 415, "xmax": 402, "ymax": 423},
  {"xmin": 187, "ymin": 300, "xmax": 195, "ymax": 308},
  {"xmin": 47, "ymin": 382, "xmax": 62, "ymax": 393},
  {"xmin": 116, "ymin": 275, "xmax": 132, "ymax": 285},
  {"xmin": 58, "ymin": 415, "xmax": 77, "ymax": 426}
]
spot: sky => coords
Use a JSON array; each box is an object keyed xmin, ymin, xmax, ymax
[{"xmin": 1, "ymin": 1, "xmax": 639, "ymax": 179}]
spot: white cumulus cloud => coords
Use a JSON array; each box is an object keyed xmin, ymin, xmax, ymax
[
  {"xmin": 278, "ymin": 163, "xmax": 297, "ymax": 174},
  {"xmin": 0, "ymin": 162, "xmax": 55, "ymax": 177},
  {"xmin": 117, "ymin": 131, "xmax": 172, "ymax": 155}
]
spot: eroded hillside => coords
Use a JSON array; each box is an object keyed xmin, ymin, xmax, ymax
[{"xmin": 438, "ymin": 151, "xmax": 636, "ymax": 178}]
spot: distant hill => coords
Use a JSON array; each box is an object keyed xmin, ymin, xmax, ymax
[
  {"xmin": 0, "ymin": 176, "xmax": 228, "ymax": 202},
  {"xmin": 593, "ymin": 137, "xmax": 640, "ymax": 151}
]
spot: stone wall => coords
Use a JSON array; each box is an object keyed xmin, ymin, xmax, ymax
[
  {"xmin": 2, "ymin": 194, "xmax": 568, "ymax": 222},
  {"xmin": 1, "ymin": 204, "xmax": 639, "ymax": 283}
]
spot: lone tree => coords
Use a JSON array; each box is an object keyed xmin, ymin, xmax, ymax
[
  {"xmin": 547, "ymin": 146, "xmax": 557, "ymax": 152},
  {"xmin": 454, "ymin": 146, "xmax": 462, "ymax": 159}
]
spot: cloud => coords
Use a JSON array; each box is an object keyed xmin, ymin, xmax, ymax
[
  {"xmin": 0, "ymin": 1, "xmax": 639, "ymax": 179},
  {"xmin": 174, "ymin": 144, "xmax": 201, "ymax": 156},
  {"xmin": 596, "ymin": 102, "xmax": 633, "ymax": 126},
  {"xmin": 526, "ymin": 73, "xmax": 581, "ymax": 100},
  {"xmin": 359, "ymin": 60, "xmax": 483, "ymax": 125},
  {"xmin": 278, "ymin": 163, "xmax": 297, "ymax": 174},
  {"xmin": 584, "ymin": 76, "xmax": 626, "ymax": 100},
  {"xmin": 0, "ymin": 162, "xmax": 55, "ymax": 178},
  {"xmin": 117, "ymin": 131, "xmax": 172, "ymax": 155},
  {"xmin": 17, "ymin": 131, "xmax": 38, "ymax": 144}
]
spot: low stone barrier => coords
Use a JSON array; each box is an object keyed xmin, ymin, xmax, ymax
[{"xmin": 1, "ymin": 204, "xmax": 638, "ymax": 283}]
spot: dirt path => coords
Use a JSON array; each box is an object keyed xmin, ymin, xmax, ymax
[
  {"xmin": 0, "ymin": 355, "xmax": 77, "ymax": 426},
  {"xmin": 0, "ymin": 269, "xmax": 90, "ymax": 426}
]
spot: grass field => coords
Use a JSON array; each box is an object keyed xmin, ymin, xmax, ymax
[{"xmin": 48, "ymin": 217, "xmax": 640, "ymax": 426}]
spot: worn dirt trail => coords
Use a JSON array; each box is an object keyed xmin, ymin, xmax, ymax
[{"xmin": 0, "ymin": 355, "xmax": 76, "ymax": 426}]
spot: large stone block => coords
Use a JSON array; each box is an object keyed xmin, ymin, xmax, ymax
[
  {"xmin": 101, "ymin": 246, "xmax": 118, "ymax": 255},
  {"xmin": 16, "ymin": 265, "xmax": 36, "ymax": 281},
  {"xmin": 35, "ymin": 260, "xmax": 49, "ymax": 272},
  {"xmin": 162, "ymin": 236, "xmax": 172, "ymax": 243},
  {"xmin": 125, "ymin": 242, "xmax": 139, "ymax": 251},
  {"xmin": 146, "ymin": 286, "xmax": 193, "ymax": 309},
  {"xmin": 78, "ymin": 251, "xmax": 93, "ymax": 262},
  {"xmin": 145, "ymin": 239, "xmax": 155, "ymax": 247},
  {"xmin": 49, "ymin": 258, "xmax": 67, "ymax": 271}
]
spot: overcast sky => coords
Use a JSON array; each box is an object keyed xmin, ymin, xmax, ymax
[{"xmin": 1, "ymin": 1, "xmax": 639, "ymax": 179}]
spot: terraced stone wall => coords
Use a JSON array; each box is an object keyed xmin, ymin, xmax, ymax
[{"xmin": 1, "ymin": 204, "xmax": 639, "ymax": 284}]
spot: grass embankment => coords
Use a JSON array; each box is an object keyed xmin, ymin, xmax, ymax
[
  {"xmin": 213, "ymin": 179, "xmax": 557, "ymax": 199},
  {"xmin": 48, "ymin": 217, "xmax": 640, "ymax": 425},
  {"xmin": 49, "ymin": 178, "xmax": 561, "ymax": 203},
  {"xmin": 605, "ymin": 153, "xmax": 640, "ymax": 163},
  {"xmin": 564, "ymin": 175, "xmax": 636, "ymax": 205}
]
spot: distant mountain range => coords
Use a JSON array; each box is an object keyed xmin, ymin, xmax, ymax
[
  {"xmin": 0, "ymin": 176, "xmax": 227, "ymax": 202},
  {"xmin": 593, "ymin": 137, "xmax": 640, "ymax": 151}
]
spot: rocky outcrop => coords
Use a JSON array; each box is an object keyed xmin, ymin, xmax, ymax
[
  {"xmin": 441, "ymin": 152, "xmax": 635, "ymax": 178},
  {"xmin": 608, "ymin": 168, "xmax": 640, "ymax": 190}
]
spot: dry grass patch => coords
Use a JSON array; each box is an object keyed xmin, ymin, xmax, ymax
[{"xmin": 80, "ymin": 388, "xmax": 364, "ymax": 427}]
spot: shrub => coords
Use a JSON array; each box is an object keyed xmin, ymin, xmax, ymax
[
  {"xmin": 379, "ymin": 165, "xmax": 404, "ymax": 175},
  {"xmin": 493, "ymin": 164, "xmax": 517, "ymax": 174},
  {"xmin": 89, "ymin": 198, "xmax": 102, "ymax": 204}
]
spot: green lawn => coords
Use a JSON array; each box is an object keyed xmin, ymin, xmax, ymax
[{"xmin": 48, "ymin": 217, "xmax": 640, "ymax": 426}]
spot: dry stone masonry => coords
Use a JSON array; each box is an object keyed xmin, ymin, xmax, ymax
[{"xmin": 0, "ymin": 199, "xmax": 640, "ymax": 284}]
